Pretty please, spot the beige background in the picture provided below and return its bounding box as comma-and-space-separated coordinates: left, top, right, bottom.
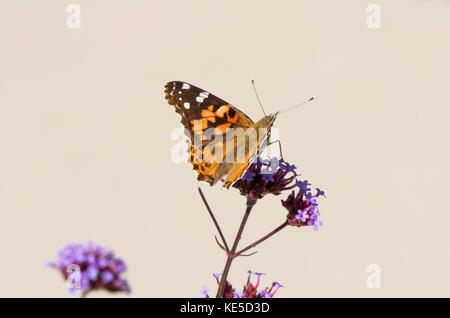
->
0, 0, 449, 297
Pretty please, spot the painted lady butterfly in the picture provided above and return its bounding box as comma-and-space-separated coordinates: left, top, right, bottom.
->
165, 81, 277, 189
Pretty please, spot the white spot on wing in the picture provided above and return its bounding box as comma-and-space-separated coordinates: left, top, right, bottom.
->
200, 92, 209, 98
196, 96, 205, 103
184, 102, 190, 109
182, 83, 190, 89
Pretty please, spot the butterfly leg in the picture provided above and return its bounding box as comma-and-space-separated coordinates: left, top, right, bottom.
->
267, 140, 283, 160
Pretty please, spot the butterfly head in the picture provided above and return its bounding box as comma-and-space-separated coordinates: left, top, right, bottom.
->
254, 112, 278, 130
253, 112, 278, 144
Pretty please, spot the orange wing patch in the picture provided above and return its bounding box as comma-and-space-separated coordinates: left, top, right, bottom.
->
191, 119, 209, 131
189, 143, 221, 185
215, 105, 229, 117
201, 109, 216, 118
227, 111, 238, 123
214, 123, 232, 135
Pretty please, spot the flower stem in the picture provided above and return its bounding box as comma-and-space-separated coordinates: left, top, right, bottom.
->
235, 220, 289, 257
216, 199, 256, 298
198, 187, 230, 252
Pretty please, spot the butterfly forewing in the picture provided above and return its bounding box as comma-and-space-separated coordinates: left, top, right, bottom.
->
164, 81, 275, 188
165, 81, 254, 132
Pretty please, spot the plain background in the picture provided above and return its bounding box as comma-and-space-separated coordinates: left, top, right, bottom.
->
0, 0, 449, 297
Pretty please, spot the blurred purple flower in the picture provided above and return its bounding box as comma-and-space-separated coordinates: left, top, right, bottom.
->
47, 241, 130, 296
199, 286, 210, 298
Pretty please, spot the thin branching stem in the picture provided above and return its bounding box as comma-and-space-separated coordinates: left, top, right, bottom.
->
198, 187, 230, 253
235, 220, 289, 257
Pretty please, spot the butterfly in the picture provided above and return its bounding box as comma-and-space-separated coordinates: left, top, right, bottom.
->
165, 81, 278, 189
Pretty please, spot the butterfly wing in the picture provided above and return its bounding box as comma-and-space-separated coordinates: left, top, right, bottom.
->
165, 81, 255, 186
221, 114, 277, 188
165, 81, 254, 133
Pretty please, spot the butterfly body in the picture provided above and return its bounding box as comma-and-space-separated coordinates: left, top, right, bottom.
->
165, 81, 277, 189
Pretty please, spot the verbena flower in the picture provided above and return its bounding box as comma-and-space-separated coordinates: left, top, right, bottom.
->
282, 181, 325, 230
199, 286, 210, 298
233, 157, 298, 200
47, 241, 130, 296
200, 271, 282, 298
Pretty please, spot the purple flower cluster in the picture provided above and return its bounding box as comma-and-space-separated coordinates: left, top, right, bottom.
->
234, 156, 325, 230
200, 271, 282, 298
282, 180, 325, 231
233, 157, 298, 200
47, 242, 130, 296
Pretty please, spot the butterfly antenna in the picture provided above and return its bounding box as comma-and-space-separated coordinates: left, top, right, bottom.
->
279, 97, 315, 114
251, 79, 266, 116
